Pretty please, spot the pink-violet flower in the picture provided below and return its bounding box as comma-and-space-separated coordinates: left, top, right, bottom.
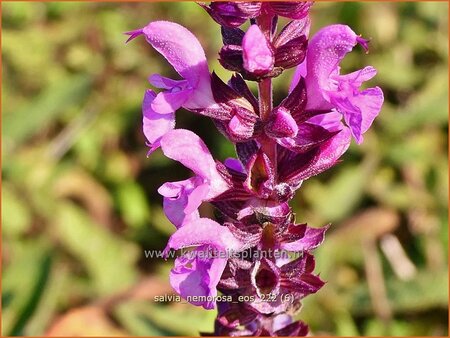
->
164, 217, 244, 309
157, 129, 230, 228
291, 24, 384, 144
127, 21, 218, 153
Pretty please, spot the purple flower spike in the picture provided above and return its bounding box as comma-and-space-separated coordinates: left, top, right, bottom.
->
292, 24, 384, 143
165, 218, 244, 309
242, 25, 274, 75
131, 5, 384, 335
158, 129, 229, 227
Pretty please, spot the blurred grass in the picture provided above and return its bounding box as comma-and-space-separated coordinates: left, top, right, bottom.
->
2, 2, 448, 336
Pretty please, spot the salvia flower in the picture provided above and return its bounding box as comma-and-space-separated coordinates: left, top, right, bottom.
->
157, 129, 229, 227
129, 2, 383, 336
127, 21, 218, 152
165, 217, 245, 309
291, 24, 384, 143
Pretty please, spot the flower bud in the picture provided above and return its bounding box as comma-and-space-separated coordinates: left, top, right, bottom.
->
242, 25, 275, 76
274, 35, 308, 69
265, 107, 299, 139
266, 1, 313, 19
200, 2, 262, 28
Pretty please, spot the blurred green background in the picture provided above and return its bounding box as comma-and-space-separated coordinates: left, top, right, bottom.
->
2, 2, 448, 336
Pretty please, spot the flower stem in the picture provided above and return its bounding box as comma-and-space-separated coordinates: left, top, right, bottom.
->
257, 14, 277, 178
258, 78, 272, 121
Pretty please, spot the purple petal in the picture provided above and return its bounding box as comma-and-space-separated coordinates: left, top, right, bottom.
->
281, 224, 330, 251
149, 74, 189, 90
139, 21, 217, 111
206, 257, 229, 304
354, 87, 384, 134
278, 126, 352, 185
272, 314, 293, 332
125, 28, 144, 43
274, 35, 308, 69
274, 17, 311, 48
221, 26, 245, 46
289, 60, 307, 93
307, 110, 343, 132
166, 217, 244, 251
151, 88, 192, 115
332, 86, 384, 143
300, 25, 383, 142
201, 2, 262, 28
184, 183, 210, 214
338, 66, 377, 86
224, 158, 245, 173
142, 90, 175, 153
160, 129, 213, 177
245, 150, 275, 199
305, 24, 360, 110
236, 140, 259, 168
141, 21, 209, 87
170, 247, 228, 309
238, 199, 291, 224
228, 114, 253, 139
277, 122, 338, 153
242, 25, 274, 74
302, 127, 352, 179
158, 177, 201, 228
251, 258, 280, 297
275, 320, 309, 337
280, 253, 325, 296
160, 129, 229, 197
267, 2, 312, 19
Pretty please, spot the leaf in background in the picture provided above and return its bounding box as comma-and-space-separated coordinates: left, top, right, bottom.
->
137, 301, 216, 336
1, 183, 32, 237
2, 240, 52, 336
334, 312, 360, 336
23, 263, 69, 335
51, 202, 139, 296
314, 208, 399, 273
351, 270, 448, 314
303, 165, 369, 223
116, 181, 150, 230
383, 69, 448, 135
386, 129, 443, 167
2, 75, 92, 156
114, 301, 170, 336
53, 168, 113, 226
